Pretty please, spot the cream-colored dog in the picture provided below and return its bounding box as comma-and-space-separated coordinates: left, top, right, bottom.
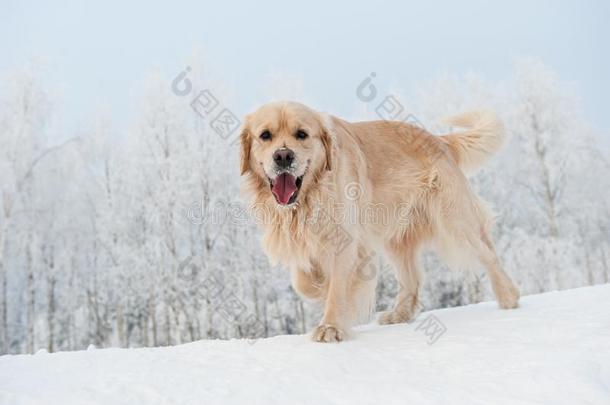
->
239, 101, 519, 342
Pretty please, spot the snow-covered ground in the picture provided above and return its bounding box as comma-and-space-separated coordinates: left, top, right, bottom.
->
1, 284, 609, 405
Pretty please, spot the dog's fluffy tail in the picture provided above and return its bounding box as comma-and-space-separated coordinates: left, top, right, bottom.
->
441, 110, 505, 174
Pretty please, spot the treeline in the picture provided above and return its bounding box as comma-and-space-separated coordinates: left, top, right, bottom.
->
0, 60, 608, 354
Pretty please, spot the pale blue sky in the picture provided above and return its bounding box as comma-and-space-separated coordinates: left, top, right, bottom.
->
1, 0, 608, 138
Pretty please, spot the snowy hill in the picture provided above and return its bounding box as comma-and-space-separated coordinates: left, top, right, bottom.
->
1, 285, 609, 405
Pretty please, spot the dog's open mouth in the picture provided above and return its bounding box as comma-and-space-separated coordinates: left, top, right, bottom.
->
269, 173, 304, 205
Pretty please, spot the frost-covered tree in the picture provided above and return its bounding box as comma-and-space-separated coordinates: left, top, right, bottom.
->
0, 67, 50, 353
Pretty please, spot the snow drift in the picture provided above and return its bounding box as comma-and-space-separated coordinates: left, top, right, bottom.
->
1, 284, 609, 405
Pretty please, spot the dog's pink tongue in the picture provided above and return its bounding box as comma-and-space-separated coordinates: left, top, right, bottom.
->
272, 173, 297, 205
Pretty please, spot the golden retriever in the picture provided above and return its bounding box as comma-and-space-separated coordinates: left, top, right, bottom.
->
239, 101, 519, 342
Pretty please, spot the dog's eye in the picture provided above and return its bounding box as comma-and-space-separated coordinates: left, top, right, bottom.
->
260, 130, 272, 141
296, 130, 308, 140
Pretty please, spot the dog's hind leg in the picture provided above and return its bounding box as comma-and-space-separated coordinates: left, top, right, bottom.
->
477, 229, 520, 309
379, 234, 423, 325
435, 201, 520, 309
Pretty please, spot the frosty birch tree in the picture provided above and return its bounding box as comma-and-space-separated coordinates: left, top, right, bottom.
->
0, 68, 49, 353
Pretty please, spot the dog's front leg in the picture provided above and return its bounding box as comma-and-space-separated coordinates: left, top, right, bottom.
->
312, 247, 355, 343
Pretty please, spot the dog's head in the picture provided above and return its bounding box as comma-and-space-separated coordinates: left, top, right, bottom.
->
240, 102, 333, 206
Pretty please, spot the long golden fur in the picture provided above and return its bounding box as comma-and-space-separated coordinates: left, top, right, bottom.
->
240, 101, 519, 342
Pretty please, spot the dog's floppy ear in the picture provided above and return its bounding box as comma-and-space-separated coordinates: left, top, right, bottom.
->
239, 116, 252, 175
318, 114, 335, 172
320, 130, 332, 171
239, 117, 252, 176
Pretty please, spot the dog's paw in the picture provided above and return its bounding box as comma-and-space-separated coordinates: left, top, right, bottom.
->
378, 309, 415, 325
497, 285, 520, 309
312, 324, 345, 343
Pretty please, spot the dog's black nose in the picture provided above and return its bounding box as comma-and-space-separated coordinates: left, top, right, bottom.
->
273, 149, 295, 169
